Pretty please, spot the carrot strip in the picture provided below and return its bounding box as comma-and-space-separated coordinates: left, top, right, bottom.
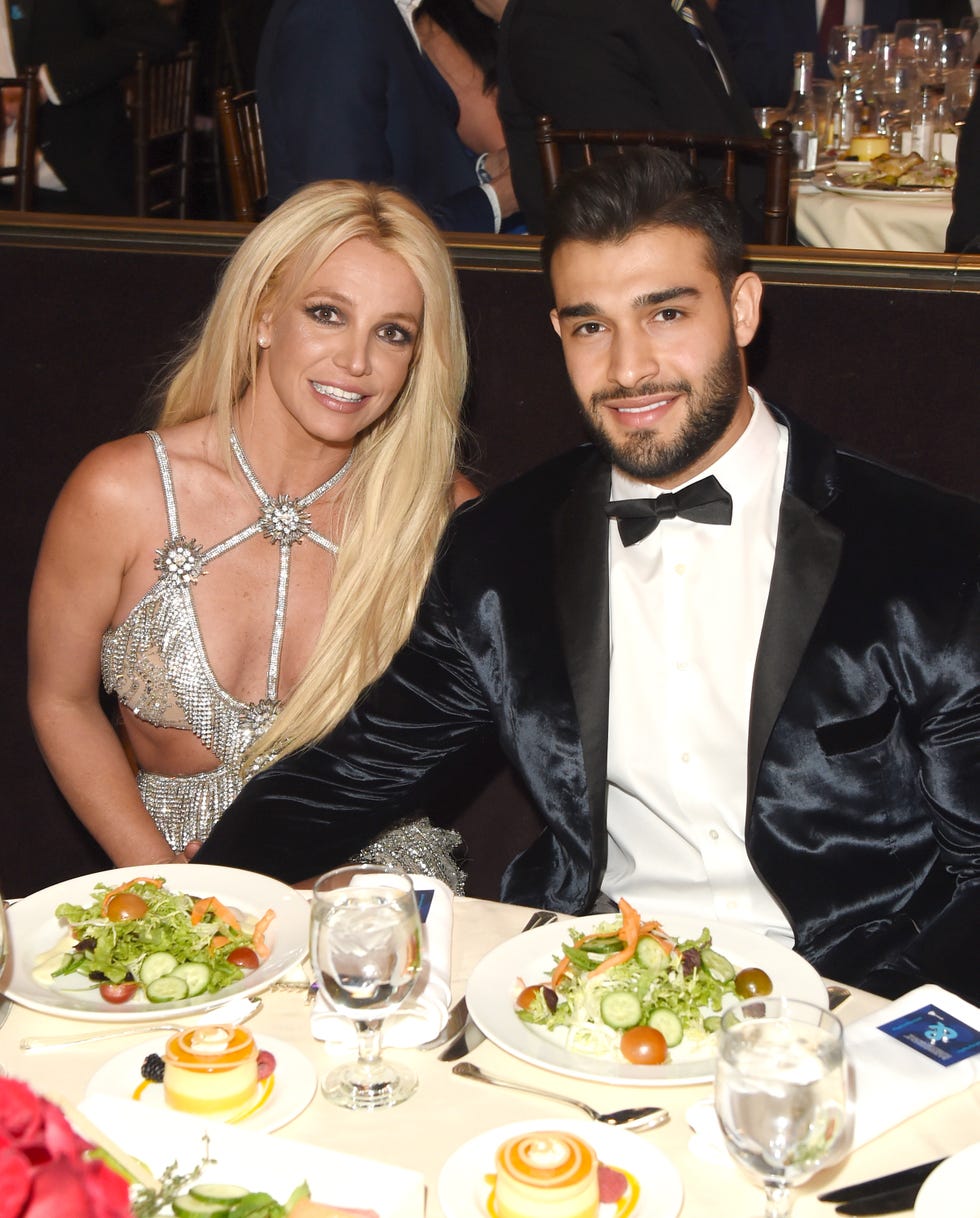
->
100, 877, 164, 916
250, 909, 275, 960
588, 899, 642, 978
190, 896, 241, 932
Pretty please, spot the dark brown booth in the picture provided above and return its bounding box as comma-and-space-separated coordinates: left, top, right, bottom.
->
2, 213, 978, 899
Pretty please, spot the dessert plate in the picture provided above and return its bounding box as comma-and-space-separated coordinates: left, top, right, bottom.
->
80, 1094, 425, 1218
84, 1033, 316, 1134
438, 1118, 682, 1218
914, 1143, 980, 1217
4, 864, 309, 1020
466, 913, 826, 1085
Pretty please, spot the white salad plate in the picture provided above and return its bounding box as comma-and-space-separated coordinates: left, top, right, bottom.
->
814, 170, 951, 199
914, 1143, 980, 1218
3, 864, 309, 1021
80, 1093, 425, 1218
85, 1033, 316, 1134
438, 1117, 682, 1218
466, 913, 827, 1085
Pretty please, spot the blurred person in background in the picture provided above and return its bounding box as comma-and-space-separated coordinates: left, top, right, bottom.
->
946, 85, 980, 249
715, 1, 914, 108
479, 0, 764, 236
0, 0, 181, 214
256, 0, 516, 231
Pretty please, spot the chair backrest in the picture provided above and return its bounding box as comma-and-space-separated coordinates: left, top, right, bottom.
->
536, 115, 793, 246
129, 42, 199, 218
214, 85, 267, 222
0, 66, 39, 211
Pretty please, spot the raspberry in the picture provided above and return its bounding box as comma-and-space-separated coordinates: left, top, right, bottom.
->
140, 1053, 165, 1083
256, 1049, 276, 1080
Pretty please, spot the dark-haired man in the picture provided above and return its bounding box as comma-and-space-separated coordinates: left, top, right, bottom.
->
196, 149, 980, 1004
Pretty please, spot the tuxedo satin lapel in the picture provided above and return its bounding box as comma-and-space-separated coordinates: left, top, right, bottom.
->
554, 453, 611, 859
747, 491, 842, 809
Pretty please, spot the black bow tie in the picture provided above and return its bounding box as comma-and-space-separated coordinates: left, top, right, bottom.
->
604, 475, 733, 546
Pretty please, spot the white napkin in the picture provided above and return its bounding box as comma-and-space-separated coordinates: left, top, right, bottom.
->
686, 984, 980, 1161
310, 874, 453, 1049
844, 984, 980, 1149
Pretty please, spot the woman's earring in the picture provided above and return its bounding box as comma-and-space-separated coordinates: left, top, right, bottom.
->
258, 335, 270, 348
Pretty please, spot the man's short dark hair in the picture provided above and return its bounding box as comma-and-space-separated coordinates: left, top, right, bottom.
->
540, 149, 744, 295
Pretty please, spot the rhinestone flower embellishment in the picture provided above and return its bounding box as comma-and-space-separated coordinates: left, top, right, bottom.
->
239, 697, 281, 742
155, 535, 206, 585
260, 495, 311, 546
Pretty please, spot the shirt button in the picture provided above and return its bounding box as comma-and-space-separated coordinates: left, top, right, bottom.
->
674, 563, 686, 575
708, 829, 720, 841
681, 751, 691, 763
676, 660, 688, 671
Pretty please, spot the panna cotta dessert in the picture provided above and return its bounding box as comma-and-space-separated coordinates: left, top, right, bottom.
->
163, 1024, 258, 1116
494, 1131, 600, 1218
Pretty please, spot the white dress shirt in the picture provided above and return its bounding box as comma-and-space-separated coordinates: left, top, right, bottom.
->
604, 391, 794, 945
816, 0, 866, 24
1, 2, 64, 190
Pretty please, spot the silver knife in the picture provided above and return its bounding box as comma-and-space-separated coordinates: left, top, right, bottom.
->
439, 910, 559, 1062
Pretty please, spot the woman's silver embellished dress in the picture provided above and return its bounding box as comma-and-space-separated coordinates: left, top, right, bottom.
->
100, 432, 464, 891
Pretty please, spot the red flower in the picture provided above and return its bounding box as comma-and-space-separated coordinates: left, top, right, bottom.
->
0, 1080, 132, 1218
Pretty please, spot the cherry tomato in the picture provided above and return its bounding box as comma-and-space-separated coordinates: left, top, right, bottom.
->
105, 893, 148, 922
620, 1025, 667, 1065
99, 981, 139, 1004
227, 946, 260, 971
516, 984, 543, 1011
735, 967, 773, 998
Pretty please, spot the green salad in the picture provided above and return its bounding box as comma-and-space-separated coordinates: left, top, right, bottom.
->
515, 900, 771, 1064
42, 877, 274, 1006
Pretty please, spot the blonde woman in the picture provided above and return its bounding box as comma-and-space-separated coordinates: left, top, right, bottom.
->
28, 180, 474, 888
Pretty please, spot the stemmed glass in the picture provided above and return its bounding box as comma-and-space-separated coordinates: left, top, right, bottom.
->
827, 25, 879, 84
310, 865, 424, 1110
714, 997, 852, 1218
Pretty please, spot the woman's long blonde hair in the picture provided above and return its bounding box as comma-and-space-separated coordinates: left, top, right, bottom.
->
156, 180, 468, 768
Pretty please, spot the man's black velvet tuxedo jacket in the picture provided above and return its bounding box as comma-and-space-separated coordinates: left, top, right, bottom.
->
197, 408, 980, 1003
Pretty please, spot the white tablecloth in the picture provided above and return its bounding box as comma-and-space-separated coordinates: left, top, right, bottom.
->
795, 181, 953, 252
2, 896, 978, 1217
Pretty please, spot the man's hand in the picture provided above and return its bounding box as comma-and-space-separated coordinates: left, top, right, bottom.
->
482, 149, 519, 219
2, 86, 22, 129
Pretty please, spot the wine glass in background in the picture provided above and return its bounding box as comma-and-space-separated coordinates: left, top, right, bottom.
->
872, 36, 918, 148
827, 24, 879, 83
310, 865, 424, 1110
948, 67, 979, 129
894, 19, 942, 84
715, 997, 852, 1218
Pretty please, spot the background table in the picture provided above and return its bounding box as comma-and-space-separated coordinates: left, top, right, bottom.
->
795, 181, 953, 252
2, 896, 978, 1216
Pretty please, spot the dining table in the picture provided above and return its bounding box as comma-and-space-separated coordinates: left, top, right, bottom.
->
793, 178, 953, 253
2, 894, 978, 1218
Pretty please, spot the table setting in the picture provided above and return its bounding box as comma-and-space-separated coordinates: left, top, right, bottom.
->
779, 16, 977, 252
0, 866, 978, 1218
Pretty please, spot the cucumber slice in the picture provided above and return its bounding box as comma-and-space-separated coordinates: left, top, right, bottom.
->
635, 935, 671, 973
700, 947, 735, 984
599, 990, 642, 1030
170, 962, 211, 997
646, 1007, 684, 1047
171, 1193, 231, 1217
703, 1015, 722, 1034
139, 951, 179, 986
145, 974, 189, 1003
190, 1184, 251, 1202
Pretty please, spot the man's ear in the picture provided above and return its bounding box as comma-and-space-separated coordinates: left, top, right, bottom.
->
550, 307, 561, 338
731, 272, 763, 348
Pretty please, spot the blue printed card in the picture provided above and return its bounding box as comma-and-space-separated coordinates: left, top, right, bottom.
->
878, 1003, 980, 1067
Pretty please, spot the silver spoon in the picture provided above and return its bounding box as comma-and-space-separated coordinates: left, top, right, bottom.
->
20, 995, 263, 1052
453, 1062, 670, 1130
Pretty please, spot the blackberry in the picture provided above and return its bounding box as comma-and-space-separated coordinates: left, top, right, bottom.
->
141, 1052, 165, 1083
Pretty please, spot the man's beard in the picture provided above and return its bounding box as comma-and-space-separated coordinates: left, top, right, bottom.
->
577, 333, 743, 483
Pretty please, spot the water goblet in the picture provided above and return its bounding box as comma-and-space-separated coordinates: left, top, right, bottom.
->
827, 25, 879, 83
715, 997, 852, 1218
310, 865, 424, 1110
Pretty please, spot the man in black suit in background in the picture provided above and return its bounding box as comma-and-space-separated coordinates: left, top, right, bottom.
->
2, 0, 180, 214
472, 0, 762, 234
196, 149, 980, 1005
